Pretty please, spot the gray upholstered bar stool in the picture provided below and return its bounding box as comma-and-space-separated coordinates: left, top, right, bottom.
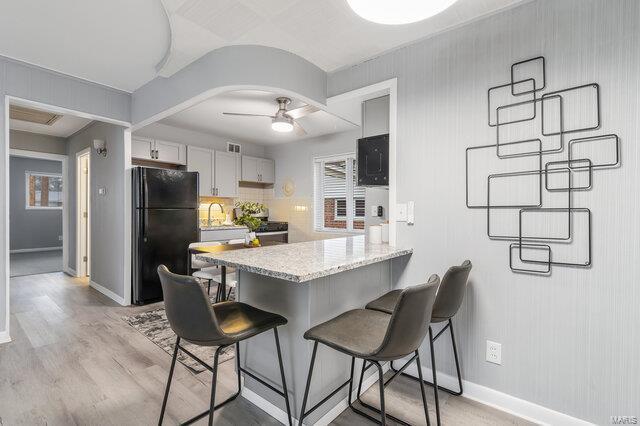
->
157, 265, 293, 426
298, 275, 440, 426
365, 260, 473, 425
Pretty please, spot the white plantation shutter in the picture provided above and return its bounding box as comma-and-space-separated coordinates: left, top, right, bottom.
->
313, 160, 324, 230
313, 154, 364, 232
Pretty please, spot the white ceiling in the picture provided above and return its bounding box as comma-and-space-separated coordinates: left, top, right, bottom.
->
0, 0, 527, 92
157, 0, 527, 76
10, 113, 92, 138
0, 0, 169, 92
160, 90, 358, 145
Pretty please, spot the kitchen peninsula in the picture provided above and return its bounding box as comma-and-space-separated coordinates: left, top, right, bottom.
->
195, 236, 412, 424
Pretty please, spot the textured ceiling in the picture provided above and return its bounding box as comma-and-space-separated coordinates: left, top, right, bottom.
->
160, 90, 358, 145
0, 0, 169, 92
158, 0, 528, 77
0, 0, 528, 92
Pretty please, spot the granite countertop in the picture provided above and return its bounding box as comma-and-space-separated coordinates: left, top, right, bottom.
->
200, 224, 248, 231
195, 235, 413, 283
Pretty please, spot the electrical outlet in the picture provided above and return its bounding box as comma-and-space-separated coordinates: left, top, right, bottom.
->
486, 340, 501, 365
396, 203, 407, 221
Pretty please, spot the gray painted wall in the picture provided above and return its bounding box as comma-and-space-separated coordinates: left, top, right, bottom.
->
66, 122, 126, 299
10, 130, 67, 155
134, 122, 266, 157
328, 0, 640, 423
0, 55, 131, 335
132, 45, 327, 126
362, 96, 390, 228
9, 157, 62, 251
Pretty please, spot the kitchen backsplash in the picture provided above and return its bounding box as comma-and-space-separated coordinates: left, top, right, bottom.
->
198, 185, 274, 226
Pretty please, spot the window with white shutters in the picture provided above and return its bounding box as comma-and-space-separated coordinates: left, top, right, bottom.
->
313, 154, 365, 232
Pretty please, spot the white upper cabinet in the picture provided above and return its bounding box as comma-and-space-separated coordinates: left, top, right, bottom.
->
259, 158, 275, 184
155, 139, 186, 165
187, 146, 214, 197
132, 137, 154, 161
131, 137, 187, 165
187, 147, 239, 198
215, 151, 239, 198
241, 155, 260, 182
241, 155, 275, 184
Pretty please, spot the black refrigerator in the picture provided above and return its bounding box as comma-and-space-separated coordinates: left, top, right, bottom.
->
132, 167, 199, 305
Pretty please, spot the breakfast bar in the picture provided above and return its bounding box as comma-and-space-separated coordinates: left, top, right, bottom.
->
195, 236, 412, 424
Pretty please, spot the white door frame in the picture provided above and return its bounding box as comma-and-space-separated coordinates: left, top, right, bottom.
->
3, 95, 132, 342
8, 148, 69, 273
325, 78, 398, 245
76, 148, 91, 278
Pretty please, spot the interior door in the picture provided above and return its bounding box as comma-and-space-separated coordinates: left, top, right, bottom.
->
241, 155, 259, 182
155, 139, 186, 165
132, 137, 154, 160
259, 158, 275, 184
187, 146, 214, 197
78, 153, 91, 277
215, 151, 239, 197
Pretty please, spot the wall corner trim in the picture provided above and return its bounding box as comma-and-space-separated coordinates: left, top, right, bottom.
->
0, 330, 11, 344
90, 280, 127, 306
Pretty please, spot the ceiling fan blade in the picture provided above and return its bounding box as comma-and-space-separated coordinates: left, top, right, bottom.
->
223, 112, 274, 118
293, 121, 307, 136
287, 104, 319, 120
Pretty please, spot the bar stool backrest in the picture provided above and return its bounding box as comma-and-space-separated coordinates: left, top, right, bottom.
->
157, 265, 230, 345
432, 260, 472, 321
374, 274, 440, 360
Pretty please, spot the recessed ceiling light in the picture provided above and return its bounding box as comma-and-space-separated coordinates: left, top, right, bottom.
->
347, 0, 458, 25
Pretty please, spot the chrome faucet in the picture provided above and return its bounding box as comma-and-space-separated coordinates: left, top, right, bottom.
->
207, 203, 224, 227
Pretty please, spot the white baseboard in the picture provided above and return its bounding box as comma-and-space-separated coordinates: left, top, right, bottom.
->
0, 330, 11, 344
398, 359, 592, 426
241, 362, 387, 426
10, 246, 62, 254
63, 267, 76, 277
90, 280, 127, 306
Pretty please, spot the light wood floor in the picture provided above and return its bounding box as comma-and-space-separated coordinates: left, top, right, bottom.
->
0, 273, 532, 425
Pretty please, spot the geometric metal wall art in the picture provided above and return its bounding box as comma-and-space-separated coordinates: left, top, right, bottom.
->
466, 56, 621, 275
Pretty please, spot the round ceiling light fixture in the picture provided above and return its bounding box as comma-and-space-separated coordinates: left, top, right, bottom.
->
271, 114, 294, 132
346, 0, 458, 25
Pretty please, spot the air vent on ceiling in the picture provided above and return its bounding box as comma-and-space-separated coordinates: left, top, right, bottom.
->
227, 142, 241, 154
10, 105, 62, 126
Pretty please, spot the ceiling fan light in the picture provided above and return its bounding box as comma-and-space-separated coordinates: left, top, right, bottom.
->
346, 0, 458, 25
272, 116, 294, 132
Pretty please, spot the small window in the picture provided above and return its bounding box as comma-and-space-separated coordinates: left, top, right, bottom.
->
26, 172, 63, 209
313, 154, 366, 232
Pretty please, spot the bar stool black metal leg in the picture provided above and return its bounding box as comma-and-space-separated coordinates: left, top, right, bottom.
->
235, 342, 241, 392
298, 341, 318, 426
448, 318, 463, 395
158, 336, 180, 425
415, 350, 431, 426
274, 328, 293, 426
428, 326, 441, 426
207, 280, 211, 295
374, 361, 386, 426
207, 346, 223, 426
347, 357, 355, 407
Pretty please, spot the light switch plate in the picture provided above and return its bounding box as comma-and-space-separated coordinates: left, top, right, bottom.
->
371, 205, 379, 217
397, 203, 407, 221
98, 187, 107, 196
407, 201, 415, 225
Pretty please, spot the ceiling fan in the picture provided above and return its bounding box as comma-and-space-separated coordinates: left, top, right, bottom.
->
222, 97, 319, 135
